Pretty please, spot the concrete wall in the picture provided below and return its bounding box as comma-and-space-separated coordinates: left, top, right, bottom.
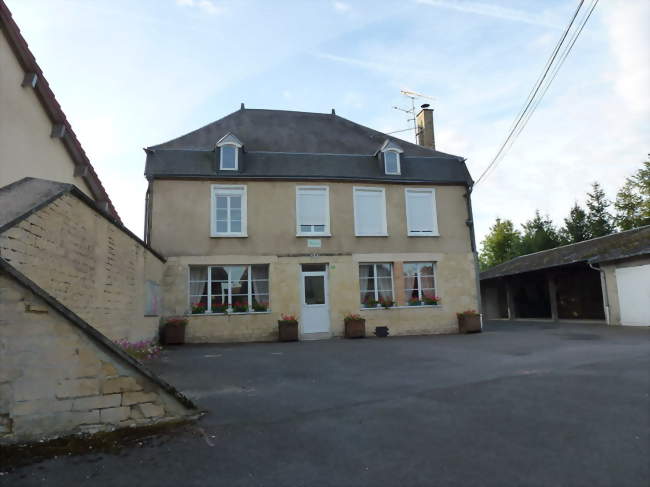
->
0, 273, 193, 444
150, 180, 473, 257
0, 193, 164, 341
163, 252, 477, 343
601, 255, 650, 326
0, 31, 92, 196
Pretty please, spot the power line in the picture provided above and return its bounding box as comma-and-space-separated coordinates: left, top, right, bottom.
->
474, 0, 598, 187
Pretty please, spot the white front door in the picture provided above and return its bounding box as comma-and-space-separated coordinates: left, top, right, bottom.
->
616, 264, 650, 326
300, 265, 330, 338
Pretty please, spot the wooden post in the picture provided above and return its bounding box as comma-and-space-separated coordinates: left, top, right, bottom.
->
505, 279, 516, 320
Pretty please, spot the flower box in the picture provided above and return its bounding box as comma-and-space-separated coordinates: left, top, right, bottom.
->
408, 298, 422, 306
160, 316, 188, 345
278, 314, 298, 342
344, 313, 365, 338
457, 310, 481, 334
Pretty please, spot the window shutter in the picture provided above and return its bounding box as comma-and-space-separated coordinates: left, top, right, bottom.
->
355, 189, 385, 235
406, 190, 437, 235
297, 188, 327, 226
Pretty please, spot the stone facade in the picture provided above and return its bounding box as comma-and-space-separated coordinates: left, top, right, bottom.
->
0, 193, 164, 341
0, 272, 195, 444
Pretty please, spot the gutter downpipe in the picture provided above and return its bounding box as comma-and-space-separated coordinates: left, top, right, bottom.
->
465, 178, 483, 328
589, 262, 611, 325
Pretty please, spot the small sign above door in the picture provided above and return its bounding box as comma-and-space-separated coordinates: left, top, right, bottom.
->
307, 239, 322, 248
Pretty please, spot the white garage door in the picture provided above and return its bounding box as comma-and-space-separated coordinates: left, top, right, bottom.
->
616, 264, 650, 326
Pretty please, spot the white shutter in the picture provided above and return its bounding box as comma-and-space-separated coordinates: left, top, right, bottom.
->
297, 189, 326, 226
354, 188, 386, 236
406, 189, 438, 235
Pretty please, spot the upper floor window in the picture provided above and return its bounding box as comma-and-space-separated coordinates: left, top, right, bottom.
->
220, 145, 238, 170
296, 186, 330, 236
405, 188, 438, 236
353, 187, 387, 236
384, 150, 400, 175
211, 185, 247, 237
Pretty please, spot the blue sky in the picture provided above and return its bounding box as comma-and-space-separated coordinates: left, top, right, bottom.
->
6, 0, 649, 243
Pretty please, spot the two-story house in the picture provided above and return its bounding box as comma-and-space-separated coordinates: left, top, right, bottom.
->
144, 106, 479, 342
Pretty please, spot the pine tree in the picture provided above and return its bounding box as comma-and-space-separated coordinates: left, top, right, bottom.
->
479, 218, 522, 270
614, 159, 650, 230
561, 202, 591, 243
519, 210, 561, 255
586, 182, 615, 238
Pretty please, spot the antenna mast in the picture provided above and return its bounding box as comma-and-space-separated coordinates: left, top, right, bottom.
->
392, 89, 435, 143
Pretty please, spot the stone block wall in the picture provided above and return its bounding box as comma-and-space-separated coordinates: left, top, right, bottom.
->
0, 193, 164, 341
0, 272, 194, 444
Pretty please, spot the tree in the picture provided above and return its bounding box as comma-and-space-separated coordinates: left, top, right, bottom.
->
560, 202, 590, 244
519, 210, 561, 255
614, 159, 650, 230
585, 182, 615, 238
479, 218, 522, 270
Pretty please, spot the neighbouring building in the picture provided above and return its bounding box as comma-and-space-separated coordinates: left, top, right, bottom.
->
145, 106, 480, 342
0, 1, 119, 220
480, 226, 650, 327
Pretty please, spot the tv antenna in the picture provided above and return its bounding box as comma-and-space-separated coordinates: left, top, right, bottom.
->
392, 89, 435, 143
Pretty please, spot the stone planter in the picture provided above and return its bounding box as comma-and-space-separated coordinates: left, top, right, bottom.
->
160, 322, 186, 345
278, 320, 299, 342
458, 314, 481, 334
344, 319, 366, 338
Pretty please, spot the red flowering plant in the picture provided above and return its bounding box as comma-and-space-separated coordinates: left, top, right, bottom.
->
231, 300, 248, 313
423, 294, 440, 306
211, 299, 228, 314
363, 296, 378, 308
408, 297, 422, 306
252, 300, 269, 312
378, 297, 394, 308
191, 302, 207, 314
344, 312, 364, 323
279, 313, 298, 324
456, 309, 479, 318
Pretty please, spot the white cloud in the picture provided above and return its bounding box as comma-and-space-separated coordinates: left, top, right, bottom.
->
333, 1, 351, 13
175, 0, 223, 15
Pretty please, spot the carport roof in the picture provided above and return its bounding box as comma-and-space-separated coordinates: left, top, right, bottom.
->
480, 225, 650, 280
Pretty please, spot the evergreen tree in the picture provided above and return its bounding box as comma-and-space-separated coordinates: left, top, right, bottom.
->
585, 182, 615, 238
519, 210, 561, 255
560, 202, 591, 244
479, 218, 522, 270
614, 159, 650, 230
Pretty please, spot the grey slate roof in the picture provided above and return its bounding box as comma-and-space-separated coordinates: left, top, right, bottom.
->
480, 226, 650, 280
0, 178, 165, 261
145, 108, 471, 185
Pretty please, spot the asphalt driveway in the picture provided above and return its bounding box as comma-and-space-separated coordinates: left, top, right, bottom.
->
3, 321, 649, 487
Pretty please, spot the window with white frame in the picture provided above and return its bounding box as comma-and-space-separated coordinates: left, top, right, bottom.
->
384, 150, 400, 175
220, 144, 238, 170
359, 263, 394, 307
405, 188, 438, 236
211, 185, 247, 237
404, 262, 437, 303
189, 264, 269, 313
353, 187, 387, 236
296, 186, 330, 235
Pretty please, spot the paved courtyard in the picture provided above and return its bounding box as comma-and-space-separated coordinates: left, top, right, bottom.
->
3, 321, 649, 486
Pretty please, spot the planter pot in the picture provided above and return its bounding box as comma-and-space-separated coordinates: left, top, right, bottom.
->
374, 326, 389, 337
344, 319, 366, 338
458, 314, 482, 334
278, 320, 299, 342
160, 323, 186, 345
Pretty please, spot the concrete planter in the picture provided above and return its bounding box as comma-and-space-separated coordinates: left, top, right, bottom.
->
458, 314, 481, 334
278, 320, 298, 342
344, 319, 366, 338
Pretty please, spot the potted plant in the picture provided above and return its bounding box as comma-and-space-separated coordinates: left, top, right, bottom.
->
423, 294, 440, 306
379, 297, 394, 309
363, 296, 378, 308
408, 297, 422, 306
160, 316, 188, 345
252, 301, 269, 312
343, 312, 366, 338
278, 314, 299, 342
211, 301, 228, 314
232, 301, 248, 313
457, 309, 482, 334
191, 302, 206, 314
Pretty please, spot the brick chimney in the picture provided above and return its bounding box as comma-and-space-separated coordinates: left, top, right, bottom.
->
416, 106, 435, 150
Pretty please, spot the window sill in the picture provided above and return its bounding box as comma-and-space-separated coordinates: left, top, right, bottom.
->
360, 305, 442, 311
188, 310, 272, 316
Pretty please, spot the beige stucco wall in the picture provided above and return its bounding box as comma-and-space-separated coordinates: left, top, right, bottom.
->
600, 255, 650, 326
0, 193, 164, 341
163, 251, 477, 343
0, 31, 91, 195
149, 180, 473, 257
0, 273, 193, 444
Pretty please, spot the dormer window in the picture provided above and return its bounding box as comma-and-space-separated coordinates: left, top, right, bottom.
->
216, 132, 243, 171
384, 150, 400, 175
378, 139, 404, 175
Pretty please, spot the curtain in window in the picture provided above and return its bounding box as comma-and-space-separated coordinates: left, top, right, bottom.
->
359, 264, 372, 304
376, 263, 393, 300
251, 265, 269, 304
189, 267, 208, 307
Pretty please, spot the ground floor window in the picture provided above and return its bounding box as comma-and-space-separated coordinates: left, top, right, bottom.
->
359, 263, 394, 307
189, 264, 269, 313
404, 262, 437, 304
